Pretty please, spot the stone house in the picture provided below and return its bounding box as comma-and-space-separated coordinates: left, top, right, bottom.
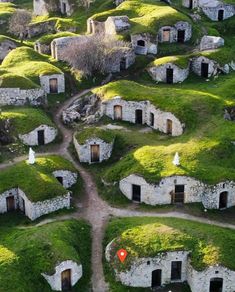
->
18, 125, 58, 146
131, 33, 158, 55
34, 40, 50, 55
42, 260, 82, 291
0, 170, 77, 220
200, 35, 224, 51
87, 18, 105, 34
40, 73, 65, 94
105, 16, 130, 35
105, 47, 135, 73
101, 96, 184, 136
105, 243, 235, 291
191, 56, 219, 78
0, 39, 17, 61
119, 174, 235, 209
148, 62, 190, 84
33, 0, 75, 16
158, 21, 192, 43
73, 133, 114, 164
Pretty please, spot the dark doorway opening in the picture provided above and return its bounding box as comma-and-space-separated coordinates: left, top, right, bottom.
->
6, 196, 15, 212
219, 191, 228, 209
37, 130, 45, 145
135, 109, 143, 124
171, 261, 182, 280
209, 278, 223, 292
61, 269, 72, 291
152, 269, 162, 288
189, 0, 193, 9
201, 62, 209, 78
49, 78, 58, 94
56, 176, 64, 185
166, 68, 174, 84
132, 184, 141, 202
177, 30, 185, 43
166, 119, 173, 135
21, 198, 25, 214
218, 10, 224, 21
150, 113, 154, 127
173, 185, 185, 204
120, 58, 126, 70
62, 2, 67, 14
114, 105, 122, 120
137, 40, 145, 47
91, 145, 100, 163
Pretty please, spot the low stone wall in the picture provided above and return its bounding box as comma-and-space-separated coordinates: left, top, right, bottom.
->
52, 170, 78, 188
18, 125, 58, 146
101, 97, 184, 136
0, 88, 46, 106
40, 74, 65, 94
73, 135, 114, 164
148, 63, 189, 83
42, 260, 83, 291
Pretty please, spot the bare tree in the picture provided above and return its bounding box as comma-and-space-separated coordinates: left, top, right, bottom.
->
62, 35, 130, 76
8, 9, 32, 43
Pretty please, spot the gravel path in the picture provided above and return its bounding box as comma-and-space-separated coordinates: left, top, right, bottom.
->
2, 90, 235, 292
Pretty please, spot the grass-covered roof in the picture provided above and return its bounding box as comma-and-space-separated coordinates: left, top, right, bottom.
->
37, 31, 78, 45
0, 107, 55, 134
106, 217, 235, 271
91, 0, 191, 35
149, 55, 190, 69
0, 219, 90, 291
0, 155, 76, 201
75, 127, 116, 144
0, 47, 62, 89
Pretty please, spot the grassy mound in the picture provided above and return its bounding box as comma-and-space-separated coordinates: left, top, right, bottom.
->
0, 107, 55, 134
105, 217, 235, 271
149, 55, 190, 69
75, 127, 116, 144
37, 31, 78, 45
0, 155, 77, 201
0, 219, 91, 292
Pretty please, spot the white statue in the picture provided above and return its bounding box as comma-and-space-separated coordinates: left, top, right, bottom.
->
172, 152, 180, 166
28, 148, 35, 165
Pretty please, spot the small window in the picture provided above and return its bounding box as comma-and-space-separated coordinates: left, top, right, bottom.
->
215, 271, 219, 274
147, 261, 150, 265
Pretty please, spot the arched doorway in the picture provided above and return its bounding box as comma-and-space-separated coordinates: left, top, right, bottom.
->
219, 191, 228, 209
209, 277, 223, 292
152, 269, 162, 288
6, 195, 15, 212
61, 269, 72, 291
114, 105, 122, 120
218, 10, 224, 21
177, 30, 185, 43
137, 40, 145, 47
135, 109, 143, 124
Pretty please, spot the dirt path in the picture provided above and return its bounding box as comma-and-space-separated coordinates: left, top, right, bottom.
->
2, 89, 235, 292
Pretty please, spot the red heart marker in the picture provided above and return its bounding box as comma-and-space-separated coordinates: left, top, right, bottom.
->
117, 249, 128, 263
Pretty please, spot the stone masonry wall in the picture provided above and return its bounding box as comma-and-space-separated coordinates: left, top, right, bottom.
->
73, 136, 114, 164
192, 56, 218, 77
148, 63, 189, 83
158, 22, 192, 43
0, 88, 46, 106
52, 170, 78, 188
40, 74, 65, 94
18, 125, 58, 146
101, 97, 184, 136
131, 33, 158, 55
42, 260, 83, 291
0, 188, 18, 213
202, 4, 235, 21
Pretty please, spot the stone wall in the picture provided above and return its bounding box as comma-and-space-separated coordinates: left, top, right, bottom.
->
0, 88, 46, 106
0, 188, 18, 213
101, 96, 184, 136
191, 56, 218, 77
119, 174, 235, 209
28, 19, 57, 38
105, 48, 135, 73
73, 135, 114, 164
105, 16, 130, 35
158, 22, 192, 43
202, 4, 235, 21
148, 63, 189, 83
182, 0, 199, 9
40, 74, 65, 94
87, 18, 105, 34
52, 170, 78, 188
200, 35, 224, 51
33, 0, 48, 15
18, 125, 58, 146
131, 33, 158, 55
34, 41, 51, 55
42, 260, 83, 291
0, 39, 17, 61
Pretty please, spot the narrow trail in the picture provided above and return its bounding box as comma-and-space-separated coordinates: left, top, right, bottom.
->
2, 89, 235, 291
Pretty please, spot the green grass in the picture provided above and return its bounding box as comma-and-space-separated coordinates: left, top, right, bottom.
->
0, 219, 91, 292
0, 107, 55, 134
104, 217, 235, 272
75, 127, 116, 144
0, 155, 77, 201
149, 55, 190, 69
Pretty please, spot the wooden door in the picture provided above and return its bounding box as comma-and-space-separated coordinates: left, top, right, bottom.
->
163, 29, 170, 42
132, 184, 141, 202
37, 130, 45, 145
61, 269, 71, 291
218, 10, 224, 21
166, 119, 173, 135
210, 278, 223, 292
49, 78, 58, 94
201, 62, 209, 78
152, 269, 162, 288
114, 105, 122, 120
219, 192, 228, 209
135, 109, 143, 124
166, 68, 174, 84
91, 145, 100, 163
177, 30, 185, 43
6, 196, 15, 212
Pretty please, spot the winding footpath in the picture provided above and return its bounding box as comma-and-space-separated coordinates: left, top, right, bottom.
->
2, 90, 235, 291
